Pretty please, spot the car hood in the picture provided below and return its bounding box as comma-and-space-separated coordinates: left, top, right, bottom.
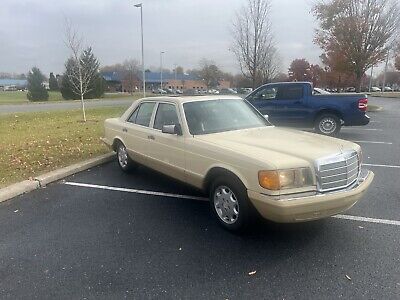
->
195, 126, 359, 168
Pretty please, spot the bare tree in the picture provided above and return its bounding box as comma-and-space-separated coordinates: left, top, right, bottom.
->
64, 22, 99, 122
199, 59, 223, 89
313, 0, 400, 92
260, 46, 280, 83
123, 59, 140, 94
232, 0, 277, 88
395, 41, 400, 71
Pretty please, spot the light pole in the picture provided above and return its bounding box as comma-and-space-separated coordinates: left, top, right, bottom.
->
160, 51, 165, 90
134, 3, 145, 97
382, 49, 390, 94
173, 64, 178, 93
174, 63, 177, 81
369, 65, 374, 92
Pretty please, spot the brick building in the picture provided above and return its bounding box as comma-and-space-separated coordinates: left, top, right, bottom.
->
102, 71, 230, 92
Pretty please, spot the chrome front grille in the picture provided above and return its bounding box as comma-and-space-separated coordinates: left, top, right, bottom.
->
316, 151, 360, 192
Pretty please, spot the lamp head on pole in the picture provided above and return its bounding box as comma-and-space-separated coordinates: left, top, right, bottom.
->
134, 3, 142, 8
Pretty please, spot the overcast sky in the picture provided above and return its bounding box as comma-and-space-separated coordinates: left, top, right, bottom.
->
0, 0, 323, 75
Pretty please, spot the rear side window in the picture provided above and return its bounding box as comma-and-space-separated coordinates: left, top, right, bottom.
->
154, 103, 179, 130
276, 85, 303, 100
128, 102, 156, 127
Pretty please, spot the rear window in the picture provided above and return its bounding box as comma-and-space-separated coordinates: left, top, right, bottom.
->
276, 85, 303, 100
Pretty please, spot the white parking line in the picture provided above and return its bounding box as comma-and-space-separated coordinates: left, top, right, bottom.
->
333, 215, 400, 226
363, 163, 400, 169
64, 181, 400, 227
342, 128, 383, 131
64, 181, 209, 201
352, 140, 393, 145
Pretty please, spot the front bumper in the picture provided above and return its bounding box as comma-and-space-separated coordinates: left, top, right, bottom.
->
248, 169, 374, 223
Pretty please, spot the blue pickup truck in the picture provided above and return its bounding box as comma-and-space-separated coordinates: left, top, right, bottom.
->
245, 82, 370, 136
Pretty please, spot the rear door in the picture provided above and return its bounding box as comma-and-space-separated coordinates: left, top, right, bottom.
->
272, 84, 310, 126
123, 101, 157, 165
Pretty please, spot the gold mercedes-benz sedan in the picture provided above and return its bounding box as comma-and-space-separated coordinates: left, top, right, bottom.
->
102, 96, 374, 231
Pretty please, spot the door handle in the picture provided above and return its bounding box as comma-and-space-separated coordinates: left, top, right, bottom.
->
122, 128, 128, 132
147, 135, 155, 140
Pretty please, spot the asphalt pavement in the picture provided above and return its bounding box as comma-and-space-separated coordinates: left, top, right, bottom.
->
0, 97, 399, 299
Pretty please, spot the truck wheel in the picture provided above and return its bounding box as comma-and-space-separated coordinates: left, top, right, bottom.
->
315, 114, 341, 136
116, 142, 136, 172
210, 176, 254, 232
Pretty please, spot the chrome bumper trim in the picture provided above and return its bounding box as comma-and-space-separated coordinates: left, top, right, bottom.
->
278, 168, 371, 202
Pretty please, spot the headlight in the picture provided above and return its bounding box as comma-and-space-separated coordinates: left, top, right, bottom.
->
258, 168, 313, 190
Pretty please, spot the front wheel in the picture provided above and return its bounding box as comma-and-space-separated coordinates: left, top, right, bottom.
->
315, 114, 341, 136
210, 176, 254, 232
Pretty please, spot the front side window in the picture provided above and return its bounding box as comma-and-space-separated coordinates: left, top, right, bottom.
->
129, 102, 156, 127
252, 87, 277, 100
153, 103, 179, 130
183, 99, 268, 135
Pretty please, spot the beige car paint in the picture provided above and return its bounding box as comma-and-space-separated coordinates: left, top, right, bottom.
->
103, 96, 374, 223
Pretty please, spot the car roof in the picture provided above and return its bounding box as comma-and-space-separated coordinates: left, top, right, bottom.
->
138, 95, 243, 104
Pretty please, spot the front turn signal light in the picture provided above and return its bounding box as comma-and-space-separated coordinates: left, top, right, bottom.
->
258, 170, 280, 190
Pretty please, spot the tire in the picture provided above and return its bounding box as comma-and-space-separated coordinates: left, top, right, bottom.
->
209, 176, 254, 232
315, 114, 341, 136
116, 142, 136, 172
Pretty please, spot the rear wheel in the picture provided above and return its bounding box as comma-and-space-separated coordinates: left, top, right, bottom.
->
210, 176, 254, 232
116, 142, 136, 172
315, 114, 341, 136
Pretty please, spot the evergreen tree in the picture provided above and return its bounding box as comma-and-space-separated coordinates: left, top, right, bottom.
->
49, 72, 59, 91
27, 67, 49, 101
60, 58, 79, 100
61, 47, 104, 100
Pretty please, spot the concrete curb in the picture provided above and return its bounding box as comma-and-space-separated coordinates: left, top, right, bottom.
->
0, 180, 40, 203
0, 152, 115, 203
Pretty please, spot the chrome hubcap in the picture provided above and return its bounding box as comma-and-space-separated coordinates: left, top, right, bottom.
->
319, 118, 337, 134
118, 145, 128, 168
213, 186, 239, 224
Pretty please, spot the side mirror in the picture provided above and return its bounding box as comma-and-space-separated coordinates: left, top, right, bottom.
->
162, 124, 182, 135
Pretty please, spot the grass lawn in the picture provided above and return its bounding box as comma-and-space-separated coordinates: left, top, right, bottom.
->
0, 106, 126, 188
370, 92, 400, 98
0, 91, 29, 104
368, 104, 381, 112
0, 91, 140, 105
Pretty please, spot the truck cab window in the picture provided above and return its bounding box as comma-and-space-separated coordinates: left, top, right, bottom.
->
253, 87, 277, 100
276, 85, 303, 100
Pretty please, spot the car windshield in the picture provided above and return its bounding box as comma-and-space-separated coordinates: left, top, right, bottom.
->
183, 99, 269, 135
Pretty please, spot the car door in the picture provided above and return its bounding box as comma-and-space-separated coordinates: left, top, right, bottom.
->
123, 101, 157, 165
145, 102, 186, 183
246, 85, 278, 122
272, 84, 309, 126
